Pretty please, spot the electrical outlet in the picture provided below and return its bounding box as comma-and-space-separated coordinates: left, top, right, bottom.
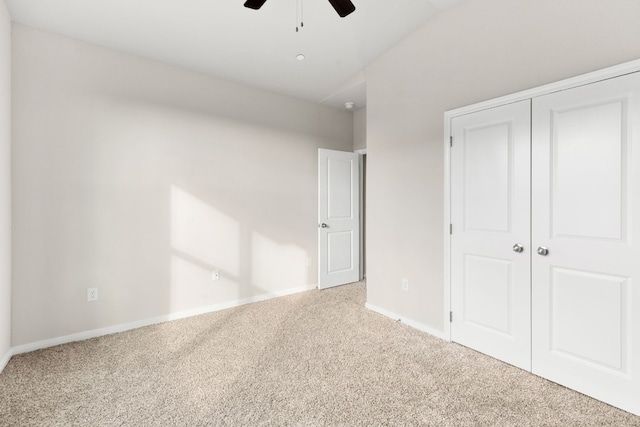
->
401, 279, 409, 292
212, 270, 220, 281
87, 287, 98, 301
306, 257, 313, 267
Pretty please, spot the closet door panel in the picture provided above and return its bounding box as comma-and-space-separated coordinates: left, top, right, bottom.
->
552, 101, 626, 240
450, 100, 531, 371
531, 71, 640, 416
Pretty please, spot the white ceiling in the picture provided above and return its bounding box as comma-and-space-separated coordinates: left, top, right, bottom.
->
5, 0, 465, 110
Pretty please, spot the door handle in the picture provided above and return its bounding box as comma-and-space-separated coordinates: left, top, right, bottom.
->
319, 223, 328, 228
512, 243, 524, 253
537, 246, 549, 256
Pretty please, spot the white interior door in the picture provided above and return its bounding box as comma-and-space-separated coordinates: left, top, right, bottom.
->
318, 149, 360, 289
450, 100, 532, 370
531, 72, 640, 415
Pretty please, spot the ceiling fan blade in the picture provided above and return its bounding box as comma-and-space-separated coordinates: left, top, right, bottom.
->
244, 0, 268, 10
327, 0, 356, 17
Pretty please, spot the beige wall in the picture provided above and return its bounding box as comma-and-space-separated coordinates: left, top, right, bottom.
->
0, 0, 11, 365
353, 108, 366, 151
365, 0, 640, 333
11, 25, 353, 346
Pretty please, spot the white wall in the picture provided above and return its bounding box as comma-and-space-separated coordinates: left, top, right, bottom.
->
353, 108, 366, 151
365, 0, 640, 334
0, 0, 11, 368
11, 25, 353, 347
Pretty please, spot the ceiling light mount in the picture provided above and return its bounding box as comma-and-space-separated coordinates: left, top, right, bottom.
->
345, 102, 355, 110
296, 54, 306, 61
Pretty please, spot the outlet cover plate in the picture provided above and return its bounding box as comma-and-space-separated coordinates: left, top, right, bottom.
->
87, 287, 98, 301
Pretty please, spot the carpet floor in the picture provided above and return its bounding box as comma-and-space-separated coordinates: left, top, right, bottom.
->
1, 281, 639, 426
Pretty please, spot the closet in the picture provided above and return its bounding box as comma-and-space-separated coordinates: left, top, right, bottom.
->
446, 67, 640, 415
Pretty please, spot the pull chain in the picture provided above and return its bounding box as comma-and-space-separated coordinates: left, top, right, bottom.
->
296, 0, 304, 32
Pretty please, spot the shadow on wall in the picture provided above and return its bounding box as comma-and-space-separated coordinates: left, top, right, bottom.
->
11, 25, 354, 347
170, 185, 309, 312
86, 96, 323, 322
12, 94, 340, 347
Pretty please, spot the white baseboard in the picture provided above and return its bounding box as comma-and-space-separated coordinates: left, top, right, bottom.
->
12, 284, 317, 357
0, 347, 12, 373
365, 302, 445, 340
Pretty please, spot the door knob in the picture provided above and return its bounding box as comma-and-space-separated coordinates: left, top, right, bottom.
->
319, 223, 328, 228
537, 246, 549, 256
512, 243, 524, 253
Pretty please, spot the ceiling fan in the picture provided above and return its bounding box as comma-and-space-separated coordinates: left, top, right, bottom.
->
244, 0, 356, 18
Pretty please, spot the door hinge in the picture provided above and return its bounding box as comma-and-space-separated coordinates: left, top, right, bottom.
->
449, 224, 453, 235
450, 136, 453, 147
449, 311, 453, 322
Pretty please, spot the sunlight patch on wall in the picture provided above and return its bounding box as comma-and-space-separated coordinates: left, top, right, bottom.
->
170, 254, 212, 312
251, 231, 308, 290
171, 186, 240, 276
169, 254, 243, 312
170, 185, 242, 311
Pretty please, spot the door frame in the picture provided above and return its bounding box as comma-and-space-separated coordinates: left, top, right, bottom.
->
355, 148, 367, 280
443, 58, 640, 342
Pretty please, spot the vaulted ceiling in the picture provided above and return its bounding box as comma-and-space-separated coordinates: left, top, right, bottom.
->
5, 0, 465, 109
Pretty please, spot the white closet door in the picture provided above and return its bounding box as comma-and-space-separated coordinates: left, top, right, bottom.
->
532, 72, 640, 416
450, 100, 532, 370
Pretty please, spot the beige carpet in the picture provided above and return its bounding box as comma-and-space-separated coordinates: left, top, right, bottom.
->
1, 281, 639, 426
